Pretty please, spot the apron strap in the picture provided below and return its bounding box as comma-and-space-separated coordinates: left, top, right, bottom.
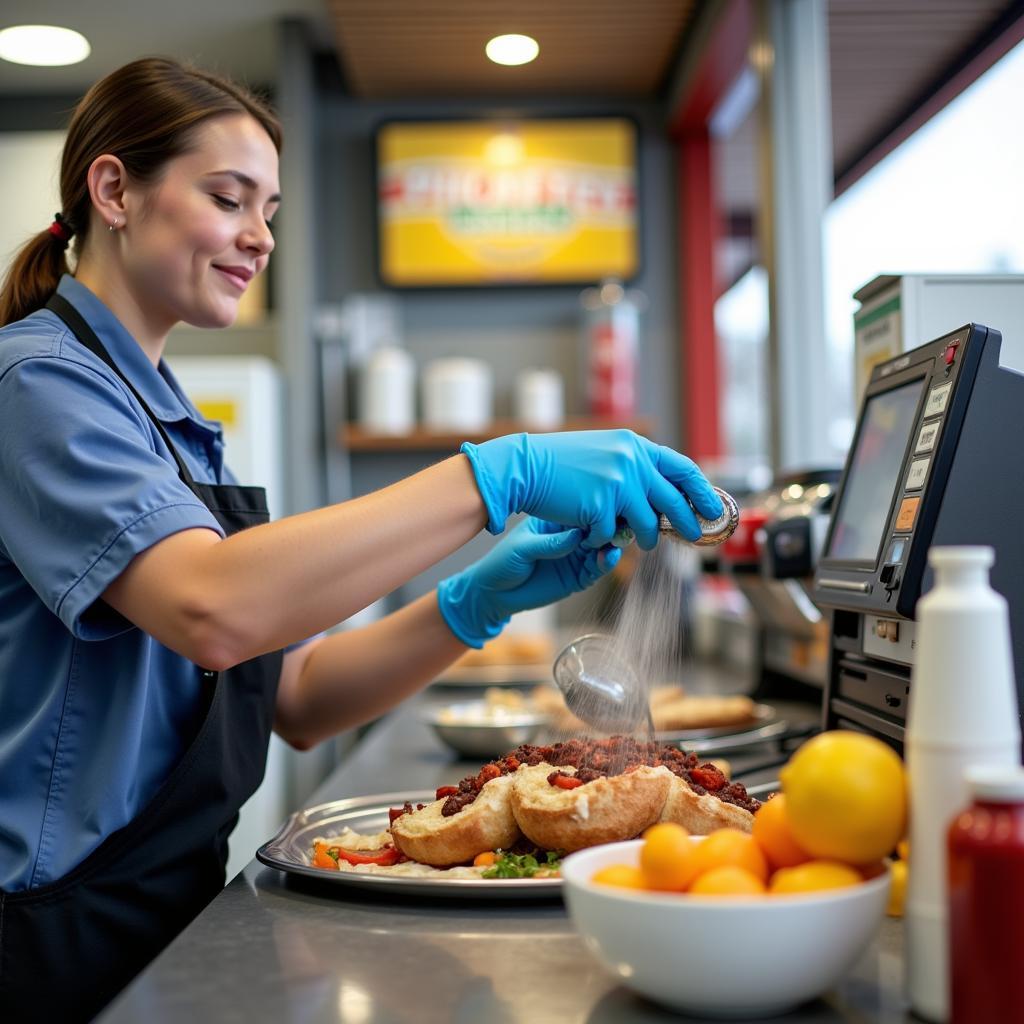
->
45, 293, 201, 494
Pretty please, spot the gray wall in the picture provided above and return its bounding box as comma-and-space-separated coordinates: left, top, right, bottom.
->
314, 85, 684, 603
316, 89, 683, 441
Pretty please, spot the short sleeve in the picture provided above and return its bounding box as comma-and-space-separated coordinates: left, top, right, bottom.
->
0, 354, 224, 640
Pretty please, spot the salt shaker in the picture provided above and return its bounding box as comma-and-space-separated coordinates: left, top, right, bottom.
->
612, 486, 739, 548
904, 546, 1021, 1022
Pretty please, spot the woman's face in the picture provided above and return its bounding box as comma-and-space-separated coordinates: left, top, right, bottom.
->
122, 113, 280, 330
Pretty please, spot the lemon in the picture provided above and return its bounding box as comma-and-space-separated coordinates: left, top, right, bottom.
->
779, 731, 907, 865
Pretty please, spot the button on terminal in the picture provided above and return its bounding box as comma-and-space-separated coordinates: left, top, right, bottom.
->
873, 619, 900, 642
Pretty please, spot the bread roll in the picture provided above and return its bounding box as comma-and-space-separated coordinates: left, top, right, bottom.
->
659, 774, 755, 834
390, 774, 521, 867
653, 694, 757, 731
510, 762, 672, 853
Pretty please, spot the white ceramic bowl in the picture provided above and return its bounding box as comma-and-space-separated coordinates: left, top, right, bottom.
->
561, 839, 891, 1019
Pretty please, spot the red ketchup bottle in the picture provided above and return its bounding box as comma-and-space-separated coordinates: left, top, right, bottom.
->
947, 764, 1024, 1024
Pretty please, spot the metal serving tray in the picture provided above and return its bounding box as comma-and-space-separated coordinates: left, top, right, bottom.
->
256, 790, 562, 900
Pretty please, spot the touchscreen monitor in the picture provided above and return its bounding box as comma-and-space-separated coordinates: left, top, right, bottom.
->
827, 377, 925, 562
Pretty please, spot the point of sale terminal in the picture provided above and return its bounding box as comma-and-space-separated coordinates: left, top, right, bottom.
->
813, 321, 1024, 750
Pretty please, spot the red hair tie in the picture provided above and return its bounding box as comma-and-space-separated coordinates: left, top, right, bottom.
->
48, 213, 73, 249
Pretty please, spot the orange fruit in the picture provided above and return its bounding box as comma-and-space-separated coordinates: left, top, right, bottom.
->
591, 864, 648, 890
768, 860, 864, 895
687, 828, 769, 886
751, 794, 813, 870
639, 822, 695, 891
689, 865, 767, 897
779, 731, 907, 864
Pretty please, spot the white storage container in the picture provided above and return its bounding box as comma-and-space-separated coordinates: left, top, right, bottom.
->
422, 357, 493, 432
360, 346, 415, 434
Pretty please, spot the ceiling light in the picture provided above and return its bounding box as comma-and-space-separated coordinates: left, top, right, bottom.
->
0, 25, 90, 67
485, 34, 539, 67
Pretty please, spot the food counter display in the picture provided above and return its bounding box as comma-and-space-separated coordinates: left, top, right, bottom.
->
96, 686, 914, 1024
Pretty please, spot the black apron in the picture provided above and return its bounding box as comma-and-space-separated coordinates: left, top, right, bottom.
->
0, 294, 284, 1022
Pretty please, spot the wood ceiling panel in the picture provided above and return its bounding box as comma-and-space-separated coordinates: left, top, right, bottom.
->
327, 0, 698, 97
829, 0, 1014, 179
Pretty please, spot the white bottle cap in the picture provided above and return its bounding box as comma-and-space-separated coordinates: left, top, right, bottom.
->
964, 763, 1024, 802
927, 545, 994, 570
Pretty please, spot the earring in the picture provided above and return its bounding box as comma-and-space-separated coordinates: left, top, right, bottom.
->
109, 218, 119, 232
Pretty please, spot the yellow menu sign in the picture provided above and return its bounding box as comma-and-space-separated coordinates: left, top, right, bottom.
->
377, 119, 638, 286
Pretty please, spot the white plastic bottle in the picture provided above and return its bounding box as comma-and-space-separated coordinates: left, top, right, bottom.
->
905, 546, 1021, 1022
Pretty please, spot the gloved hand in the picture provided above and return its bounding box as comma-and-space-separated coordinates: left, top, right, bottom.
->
462, 429, 723, 549
437, 517, 622, 648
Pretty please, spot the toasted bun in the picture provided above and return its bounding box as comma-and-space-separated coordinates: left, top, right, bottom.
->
659, 774, 755, 834
390, 775, 520, 867
510, 762, 672, 853
654, 694, 757, 731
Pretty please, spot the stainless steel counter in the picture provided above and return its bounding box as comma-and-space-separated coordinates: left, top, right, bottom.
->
98, 687, 914, 1024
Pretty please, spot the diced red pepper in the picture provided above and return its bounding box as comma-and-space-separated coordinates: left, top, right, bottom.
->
333, 845, 402, 867
689, 764, 727, 791
552, 774, 584, 790
478, 763, 501, 783
435, 785, 459, 799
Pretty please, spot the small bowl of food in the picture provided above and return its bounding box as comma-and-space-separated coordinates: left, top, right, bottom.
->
424, 689, 548, 759
561, 836, 890, 1019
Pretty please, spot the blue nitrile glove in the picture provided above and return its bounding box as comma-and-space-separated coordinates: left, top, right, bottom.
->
461, 429, 723, 550
436, 517, 622, 648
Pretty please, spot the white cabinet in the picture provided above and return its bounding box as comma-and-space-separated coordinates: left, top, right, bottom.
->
854, 273, 1024, 399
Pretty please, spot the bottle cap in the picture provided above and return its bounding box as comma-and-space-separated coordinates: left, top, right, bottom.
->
927, 545, 994, 570
964, 763, 1024, 802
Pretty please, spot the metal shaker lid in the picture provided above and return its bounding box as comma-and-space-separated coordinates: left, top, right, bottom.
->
659, 486, 740, 546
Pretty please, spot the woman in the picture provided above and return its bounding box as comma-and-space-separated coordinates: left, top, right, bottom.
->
0, 58, 722, 1019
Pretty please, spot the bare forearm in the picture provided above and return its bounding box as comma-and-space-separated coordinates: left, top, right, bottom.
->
274, 592, 466, 746
104, 454, 486, 667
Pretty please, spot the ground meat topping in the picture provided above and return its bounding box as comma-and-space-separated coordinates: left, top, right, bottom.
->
424, 737, 761, 817
440, 753, 522, 817
527, 736, 761, 814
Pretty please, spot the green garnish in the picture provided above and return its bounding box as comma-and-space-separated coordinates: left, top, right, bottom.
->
481, 849, 563, 879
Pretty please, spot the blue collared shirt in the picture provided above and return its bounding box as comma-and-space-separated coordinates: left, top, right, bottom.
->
0, 276, 254, 890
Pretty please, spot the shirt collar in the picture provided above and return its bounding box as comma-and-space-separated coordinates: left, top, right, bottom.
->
56, 275, 221, 436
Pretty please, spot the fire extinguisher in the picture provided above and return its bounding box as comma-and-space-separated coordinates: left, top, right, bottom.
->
582, 279, 643, 419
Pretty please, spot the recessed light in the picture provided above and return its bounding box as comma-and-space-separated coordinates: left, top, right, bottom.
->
0, 25, 91, 67
485, 34, 539, 67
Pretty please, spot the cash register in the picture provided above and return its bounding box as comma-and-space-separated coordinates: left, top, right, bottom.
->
813, 323, 1024, 748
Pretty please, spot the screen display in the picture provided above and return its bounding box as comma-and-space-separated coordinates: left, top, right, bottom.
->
376, 118, 639, 286
827, 378, 925, 562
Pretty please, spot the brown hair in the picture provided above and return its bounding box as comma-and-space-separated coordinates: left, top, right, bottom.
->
0, 56, 281, 326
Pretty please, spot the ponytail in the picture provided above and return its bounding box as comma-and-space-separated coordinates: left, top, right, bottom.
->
0, 57, 281, 327
0, 223, 74, 326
